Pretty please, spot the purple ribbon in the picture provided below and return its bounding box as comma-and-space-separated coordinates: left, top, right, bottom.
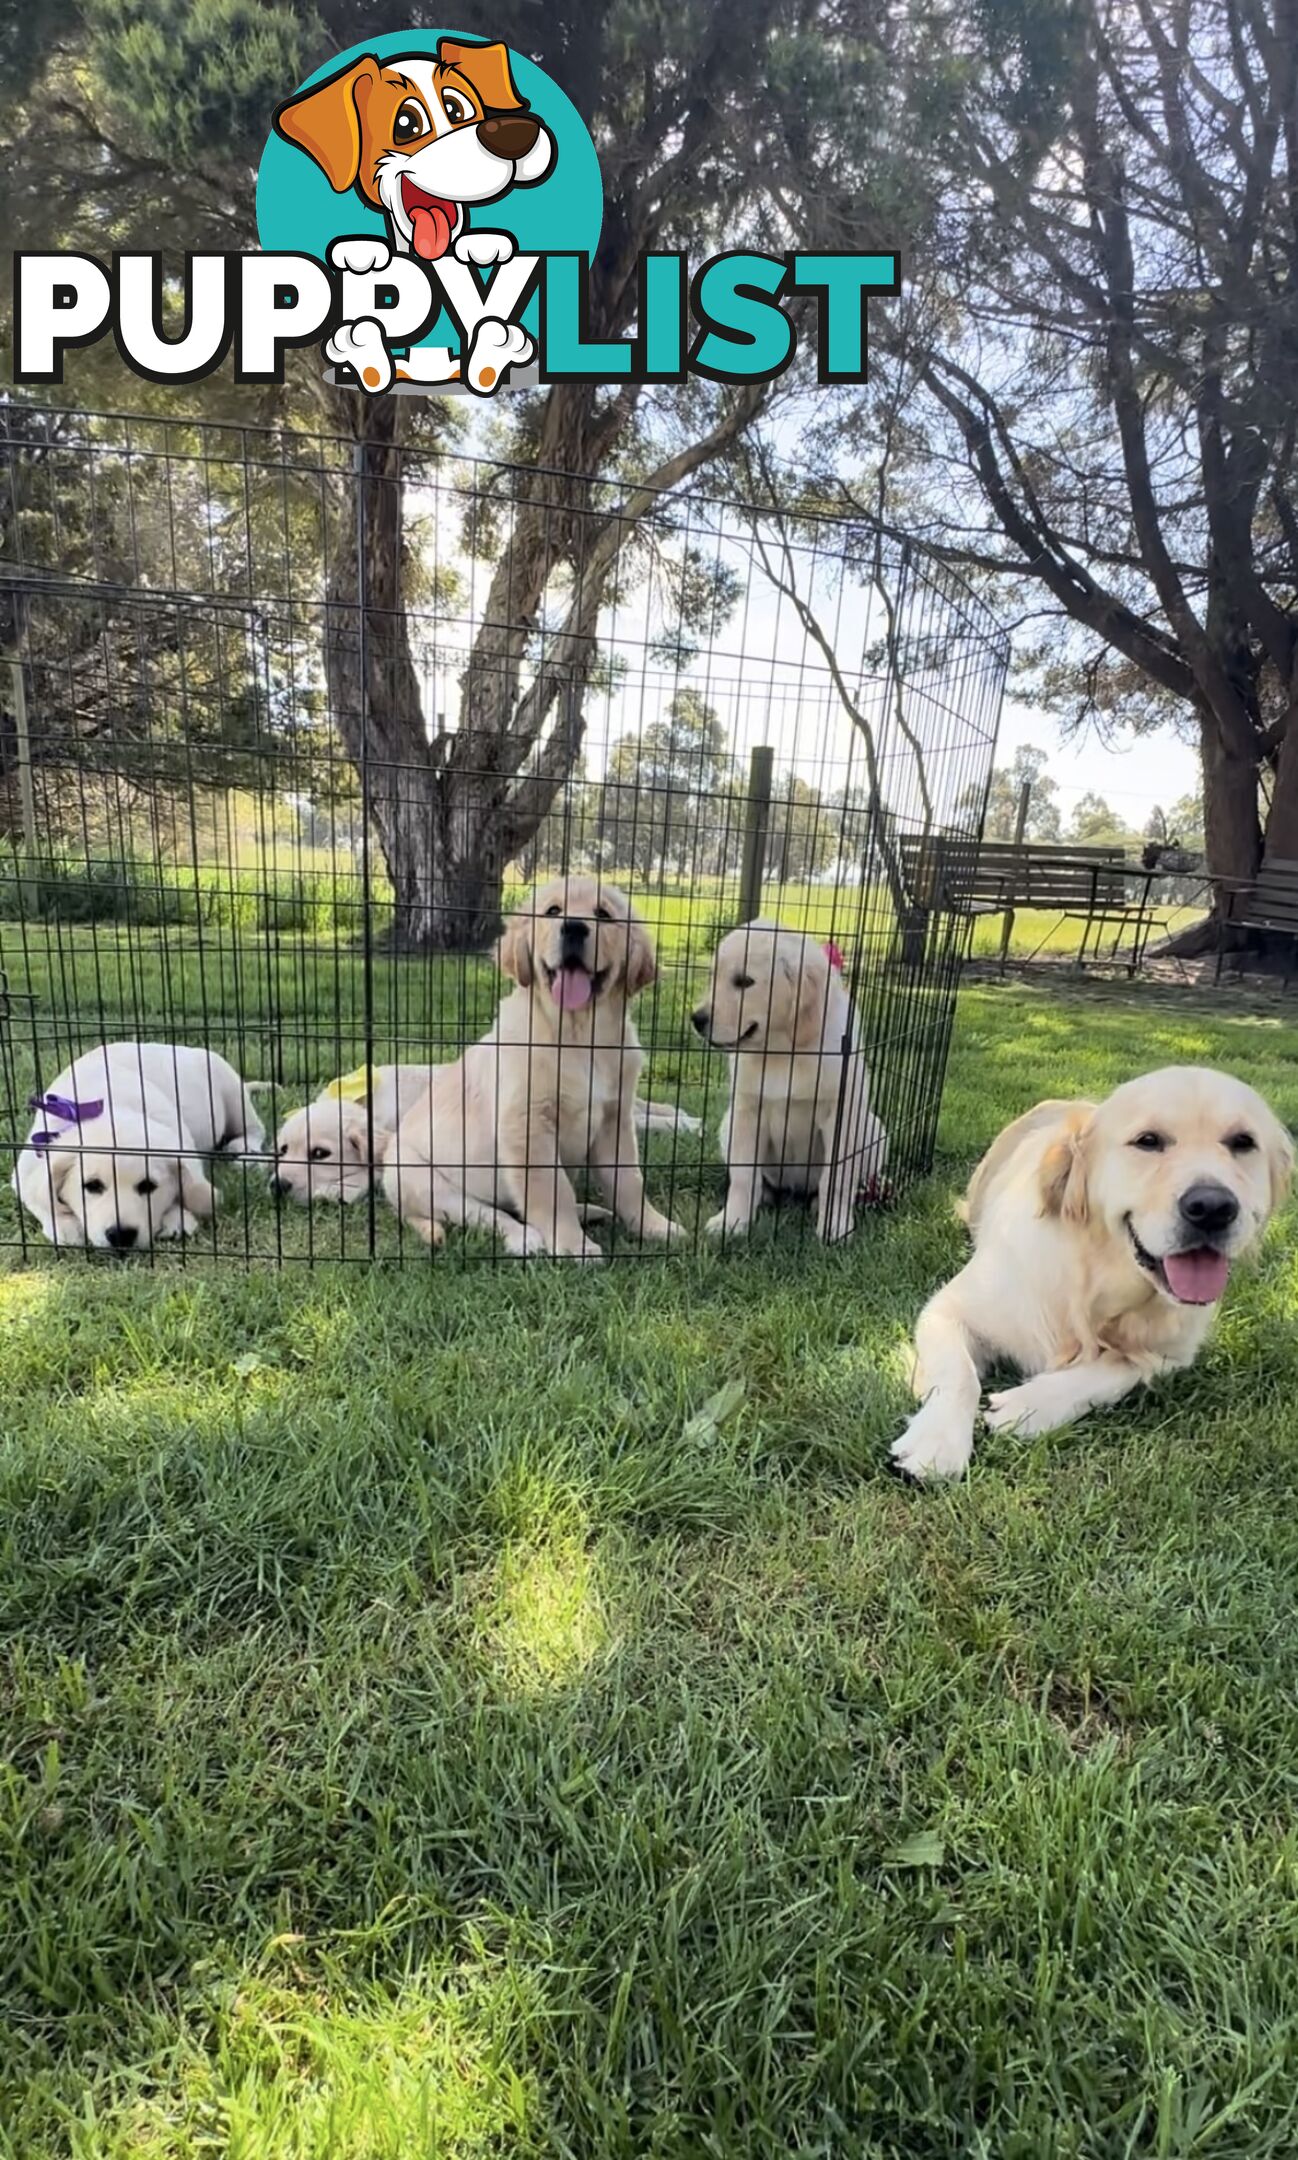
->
28, 1092, 105, 1149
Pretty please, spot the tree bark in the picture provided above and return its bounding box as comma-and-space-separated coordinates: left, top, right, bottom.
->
1264, 702, 1298, 861
323, 395, 578, 950
323, 380, 768, 950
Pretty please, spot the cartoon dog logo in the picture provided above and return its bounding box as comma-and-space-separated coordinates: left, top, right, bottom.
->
273, 38, 555, 393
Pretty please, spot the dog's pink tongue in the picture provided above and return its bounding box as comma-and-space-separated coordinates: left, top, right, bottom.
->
1163, 1248, 1230, 1304
552, 965, 593, 1012
410, 202, 452, 260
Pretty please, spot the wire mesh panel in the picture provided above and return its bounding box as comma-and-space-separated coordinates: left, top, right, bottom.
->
1, 403, 1006, 1267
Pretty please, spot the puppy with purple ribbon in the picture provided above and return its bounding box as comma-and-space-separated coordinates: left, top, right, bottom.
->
14, 1042, 264, 1251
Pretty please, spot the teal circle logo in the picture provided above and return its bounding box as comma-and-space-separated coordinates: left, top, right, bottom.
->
257, 30, 602, 375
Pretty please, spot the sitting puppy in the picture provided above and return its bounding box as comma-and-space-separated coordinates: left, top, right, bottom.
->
385, 878, 683, 1256
273, 1064, 699, 1206
892, 1066, 1294, 1482
692, 921, 887, 1243
13, 1042, 264, 1251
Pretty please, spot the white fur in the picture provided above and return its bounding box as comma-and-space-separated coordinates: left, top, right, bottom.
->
695, 920, 887, 1244
13, 1042, 263, 1250
892, 1068, 1294, 1481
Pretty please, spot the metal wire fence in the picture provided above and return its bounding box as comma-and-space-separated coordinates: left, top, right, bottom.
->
1, 403, 1007, 1265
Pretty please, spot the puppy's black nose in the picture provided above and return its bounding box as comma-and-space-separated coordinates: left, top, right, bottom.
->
560, 916, 590, 956
104, 1223, 138, 1250
691, 1010, 710, 1036
1178, 1182, 1240, 1237
272, 1176, 293, 1198
478, 113, 541, 160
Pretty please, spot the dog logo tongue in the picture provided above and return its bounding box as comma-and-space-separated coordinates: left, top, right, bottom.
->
553, 964, 593, 1011
1163, 1248, 1230, 1304
410, 202, 453, 260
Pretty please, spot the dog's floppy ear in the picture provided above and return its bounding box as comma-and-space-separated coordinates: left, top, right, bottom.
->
342, 1113, 370, 1165
273, 56, 381, 190
179, 1156, 216, 1221
438, 38, 526, 111
626, 912, 657, 997
784, 943, 828, 1048
1040, 1113, 1092, 1223
496, 910, 534, 987
1262, 1112, 1295, 1217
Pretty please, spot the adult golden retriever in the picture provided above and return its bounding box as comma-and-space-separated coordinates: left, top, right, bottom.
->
892, 1066, 1293, 1481
692, 920, 887, 1243
384, 877, 683, 1257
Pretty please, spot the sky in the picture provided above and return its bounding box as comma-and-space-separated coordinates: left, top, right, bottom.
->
995, 699, 1200, 831
412, 457, 1203, 840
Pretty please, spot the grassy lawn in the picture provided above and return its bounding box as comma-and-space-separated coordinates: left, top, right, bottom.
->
2, 977, 1297, 2155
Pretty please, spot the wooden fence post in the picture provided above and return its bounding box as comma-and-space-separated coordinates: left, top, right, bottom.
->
998, 778, 1031, 972
738, 744, 774, 924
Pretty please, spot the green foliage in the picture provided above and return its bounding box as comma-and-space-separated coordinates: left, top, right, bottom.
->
83, 0, 306, 162
966, 743, 1063, 842
0, 849, 388, 937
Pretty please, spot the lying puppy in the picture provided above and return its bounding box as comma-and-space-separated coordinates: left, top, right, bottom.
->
385, 878, 683, 1256
13, 1042, 264, 1251
272, 1063, 699, 1206
892, 1066, 1294, 1482
692, 921, 887, 1243
272, 1064, 436, 1205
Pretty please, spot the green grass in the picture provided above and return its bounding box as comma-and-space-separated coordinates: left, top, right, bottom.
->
3, 976, 1298, 2155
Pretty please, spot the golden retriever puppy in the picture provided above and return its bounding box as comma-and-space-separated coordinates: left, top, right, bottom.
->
692, 920, 887, 1243
13, 1041, 263, 1251
385, 878, 683, 1257
272, 1064, 437, 1205
273, 1063, 699, 1207
892, 1066, 1294, 1481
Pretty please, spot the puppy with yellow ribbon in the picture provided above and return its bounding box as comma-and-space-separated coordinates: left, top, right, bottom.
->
273, 1059, 699, 1207
272, 1064, 435, 1206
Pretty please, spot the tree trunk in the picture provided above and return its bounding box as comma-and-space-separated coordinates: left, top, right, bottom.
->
325, 394, 607, 951
1264, 712, 1298, 861
1160, 707, 1262, 957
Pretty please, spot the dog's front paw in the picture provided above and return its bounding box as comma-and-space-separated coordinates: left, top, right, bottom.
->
465, 317, 533, 393
326, 318, 393, 392
329, 237, 392, 275
501, 1220, 545, 1257
640, 1210, 686, 1244
706, 1207, 753, 1241
454, 229, 516, 268
890, 1399, 975, 1482
985, 1375, 1077, 1439
553, 1232, 605, 1262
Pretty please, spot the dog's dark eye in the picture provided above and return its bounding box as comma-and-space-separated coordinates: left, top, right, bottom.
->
595, 904, 611, 921
545, 903, 562, 917
1130, 1131, 1167, 1152
393, 98, 430, 144
441, 89, 473, 125
733, 973, 754, 991
136, 1178, 157, 1196
82, 1177, 105, 1195
309, 1146, 331, 1162
277, 1143, 289, 1157
1226, 1131, 1257, 1155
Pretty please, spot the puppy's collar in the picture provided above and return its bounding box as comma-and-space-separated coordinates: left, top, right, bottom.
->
28, 1091, 105, 1148
325, 1064, 374, 1105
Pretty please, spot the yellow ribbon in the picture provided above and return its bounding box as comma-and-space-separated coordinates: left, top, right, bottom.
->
324, 1063, 374, 1105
